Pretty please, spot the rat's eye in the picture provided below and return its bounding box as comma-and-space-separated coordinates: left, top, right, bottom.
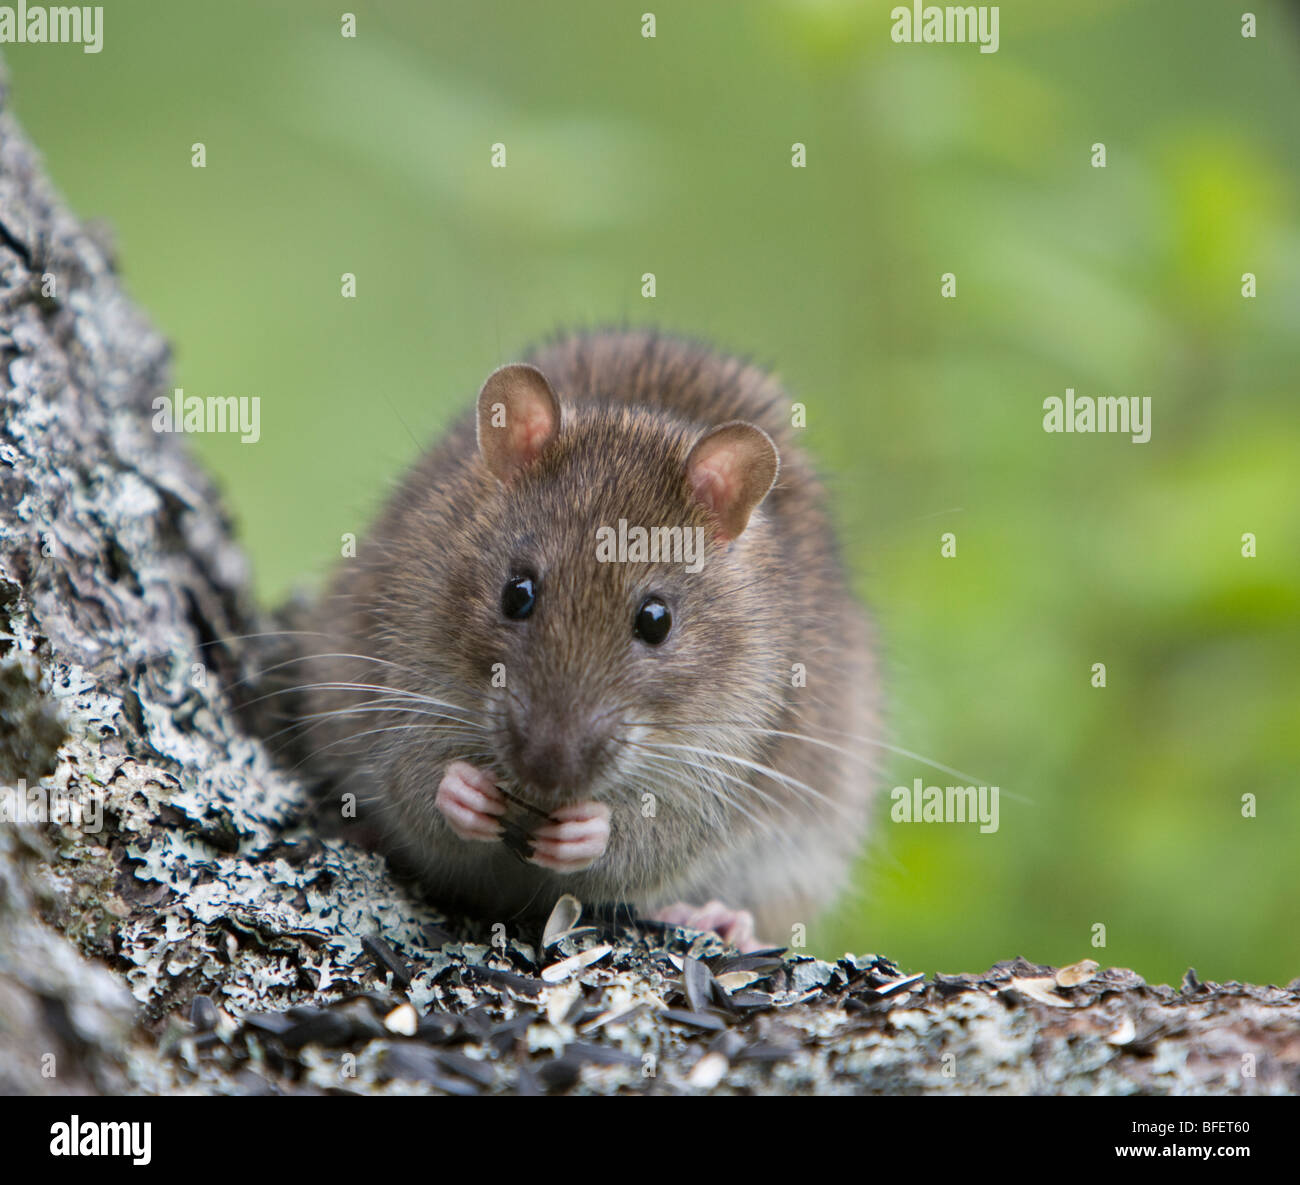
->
501, 575, 537, 620
634, 596, 672, 645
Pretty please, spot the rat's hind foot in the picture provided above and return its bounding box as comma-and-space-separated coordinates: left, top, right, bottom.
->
652, 900, 763, 952
528, 800, 611, 872
435, 761, 506, 841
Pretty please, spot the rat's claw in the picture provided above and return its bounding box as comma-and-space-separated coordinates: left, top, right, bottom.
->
435, 761, 507, 841
528, 800, 611, 873
652, 900, 763, 952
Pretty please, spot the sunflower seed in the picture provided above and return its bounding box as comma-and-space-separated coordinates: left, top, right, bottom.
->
240, 1011, 295, 1037
279, 1008, 359, 1049
687, 1050, 729, 1089
1008, 975, 1072, 1008
437, 1048, 496, 1086
541, 943, 612, 983
578, 1003, 648, 1033
382, 1045, 480, 1094
715, 970, 763, 992
1106, 1014, 1137, 1045
735, 1041, 797, 1063
497, 784, 550, 820
709, 1030, 746, 1059
683, 955, 714, 1013
500, 820, 535, 864
711, 953, 785, 976
383, 1002, 419, 1036
562, 1041, 640, 1067
361, 933, 411, 990
416, 1013, 461, 1044
546, 981, 581, 1026
465, 964, 544, 997
872, 972, 925, 996
189, 995, 218, 1032
1056, 959, 1100, 988
537, 1054, 583, 1090
543, 894, 584, 949
488, 1014, 535, 1054
660, 1008, 726, 1032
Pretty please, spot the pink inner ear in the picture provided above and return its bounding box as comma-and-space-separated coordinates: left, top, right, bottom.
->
514, 402, 555, 466
689, 455, 739, 539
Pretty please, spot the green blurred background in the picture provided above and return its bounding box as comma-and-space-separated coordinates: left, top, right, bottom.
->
9, 0, 1298, 984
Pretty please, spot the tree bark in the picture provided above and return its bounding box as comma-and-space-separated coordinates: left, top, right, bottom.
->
1, 70, 1296, 1097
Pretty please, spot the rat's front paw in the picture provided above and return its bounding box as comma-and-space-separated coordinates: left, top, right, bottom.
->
528, 801, 611, 873
652, 900, 763, 952
435, 761, 506, 841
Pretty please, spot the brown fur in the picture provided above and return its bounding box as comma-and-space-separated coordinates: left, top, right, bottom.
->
302, 330, 880, 938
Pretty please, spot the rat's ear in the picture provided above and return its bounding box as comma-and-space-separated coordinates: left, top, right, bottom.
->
684, 420, 780, 541
476, 363, 562, 483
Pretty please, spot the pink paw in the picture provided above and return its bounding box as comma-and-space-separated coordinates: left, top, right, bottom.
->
528, 800, 611, 873
653, 900, 764, 952
435, 761, 506, 841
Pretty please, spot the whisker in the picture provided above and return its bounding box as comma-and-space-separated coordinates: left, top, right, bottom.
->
243, 679, 476, 718
630, 739, 856, 817
620, 716, 1009, 798
288, 723, 491, 770
630, 741, 846, 830
261, 699, 489, 747
632, 750, 773, 830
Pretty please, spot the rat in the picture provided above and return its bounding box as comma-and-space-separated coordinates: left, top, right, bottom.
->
299, 330, 880, 951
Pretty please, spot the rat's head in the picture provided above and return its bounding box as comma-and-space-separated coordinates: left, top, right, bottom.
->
438, 362, 785, 811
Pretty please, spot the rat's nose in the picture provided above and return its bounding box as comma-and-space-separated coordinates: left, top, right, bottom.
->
506, 701, 612, 796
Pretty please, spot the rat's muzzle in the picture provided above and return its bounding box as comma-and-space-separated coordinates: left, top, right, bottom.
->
504, 698, 615, 799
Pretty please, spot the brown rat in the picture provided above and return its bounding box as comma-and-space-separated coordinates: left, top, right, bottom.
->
300, 330, 880, 949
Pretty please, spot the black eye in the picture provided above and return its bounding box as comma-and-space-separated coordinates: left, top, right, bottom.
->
634, 596, 672, 645
501, 575, 537, 620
